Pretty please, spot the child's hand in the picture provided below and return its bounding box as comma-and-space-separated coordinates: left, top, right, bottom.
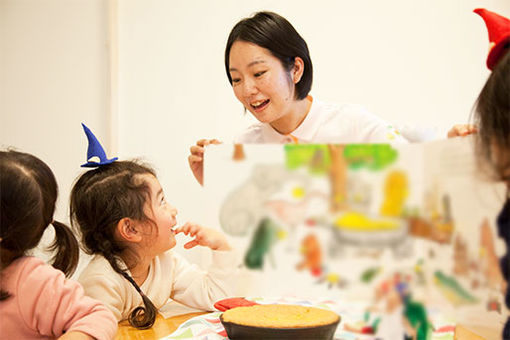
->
175, 222, 231, 251
447, 124, 478, 138
188, 139, 222, 186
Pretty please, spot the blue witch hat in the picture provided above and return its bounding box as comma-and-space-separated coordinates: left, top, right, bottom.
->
81, 123, 118, 168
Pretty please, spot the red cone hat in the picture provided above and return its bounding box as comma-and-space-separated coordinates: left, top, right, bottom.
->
474, 8, 510, 70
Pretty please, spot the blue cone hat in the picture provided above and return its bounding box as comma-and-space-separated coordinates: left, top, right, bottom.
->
81, 123, 118, 168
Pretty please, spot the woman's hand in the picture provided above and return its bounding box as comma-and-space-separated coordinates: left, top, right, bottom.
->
447, 124, 478, 138
188, 139, 221, 186
175, 222, 231, 251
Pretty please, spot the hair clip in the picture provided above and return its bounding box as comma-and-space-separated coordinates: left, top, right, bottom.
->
81, 123, 118, 168
474, 8, 510, 70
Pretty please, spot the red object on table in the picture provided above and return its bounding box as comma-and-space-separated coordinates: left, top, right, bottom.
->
214, 297, 259, 311
361, 326, 374, 334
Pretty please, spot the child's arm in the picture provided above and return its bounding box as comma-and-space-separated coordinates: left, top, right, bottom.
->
167, 250, 237, 311
165, 225, 237, 310
175, 222, 231, 251
18, 258, 117, 340
58, 331, 94, 340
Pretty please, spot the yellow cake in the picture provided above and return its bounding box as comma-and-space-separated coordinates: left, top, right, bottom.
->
221, 304, 340, 328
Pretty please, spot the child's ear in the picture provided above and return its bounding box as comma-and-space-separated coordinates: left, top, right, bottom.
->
116, 218, 142, 243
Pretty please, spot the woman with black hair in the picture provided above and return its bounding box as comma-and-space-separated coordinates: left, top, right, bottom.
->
188, 11, 407, 185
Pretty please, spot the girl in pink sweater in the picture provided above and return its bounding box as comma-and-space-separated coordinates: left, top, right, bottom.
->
0, 150, 117, 340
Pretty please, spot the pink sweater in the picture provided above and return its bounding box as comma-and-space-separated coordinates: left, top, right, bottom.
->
0, 256, 117, 339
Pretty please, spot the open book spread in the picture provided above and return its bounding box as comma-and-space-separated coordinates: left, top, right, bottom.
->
200, 137, 506, 338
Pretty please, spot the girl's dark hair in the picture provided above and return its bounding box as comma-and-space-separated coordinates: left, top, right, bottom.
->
0, 150, 79, 300
474, 49, 510, 178
70, 160, 158, 329
225, 11, 313, 100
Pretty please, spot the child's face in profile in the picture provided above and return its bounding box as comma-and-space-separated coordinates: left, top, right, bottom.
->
141, 174, 178, 256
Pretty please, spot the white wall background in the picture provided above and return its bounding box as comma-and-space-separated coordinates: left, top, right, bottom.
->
0, 0, 110, 273
1, 0, 109, 222
116, 0, 510, 227
2, 0, 510, 272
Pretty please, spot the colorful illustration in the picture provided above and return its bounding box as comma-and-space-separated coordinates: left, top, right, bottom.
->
296, 233, 323, 277
434, 270, 478, 306
480, 218, 505, 291
203, 140, 507, 336
244, 217, 281, 269
360, 267, 381, 284
232, 144, 245, 161
452, 235, 470, 276
404, 298, 433, 340
218, 163, 309, 236
380, 170, 408, 217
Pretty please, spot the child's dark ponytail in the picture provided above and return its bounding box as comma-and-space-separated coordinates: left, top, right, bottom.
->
48, 220, 79, 277
120, 272, 157, 329
0, 150, 80, 301
100, 241, 157, 329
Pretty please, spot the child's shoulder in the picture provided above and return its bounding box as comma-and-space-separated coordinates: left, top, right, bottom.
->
6, 256, 55, 280
78, 255, 120, 281
3, 256, 69, 297
10, 255, 44, 268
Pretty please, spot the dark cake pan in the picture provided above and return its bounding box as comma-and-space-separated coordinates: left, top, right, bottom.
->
220, 313, 340, 340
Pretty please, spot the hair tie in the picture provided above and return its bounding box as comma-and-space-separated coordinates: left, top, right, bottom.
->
80, 123, 118, 168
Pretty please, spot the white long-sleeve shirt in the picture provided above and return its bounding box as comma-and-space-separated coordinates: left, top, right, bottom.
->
234, 97, 408, 144
78, 250, 236, 321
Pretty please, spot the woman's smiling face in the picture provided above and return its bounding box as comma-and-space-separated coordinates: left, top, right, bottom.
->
228, 40, 296, 124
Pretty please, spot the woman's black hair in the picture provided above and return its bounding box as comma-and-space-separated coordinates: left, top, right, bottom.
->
225, 11, 313, 100
70, 160, 158, 329
474, 49, 510, 178
0, 150, 79, 301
